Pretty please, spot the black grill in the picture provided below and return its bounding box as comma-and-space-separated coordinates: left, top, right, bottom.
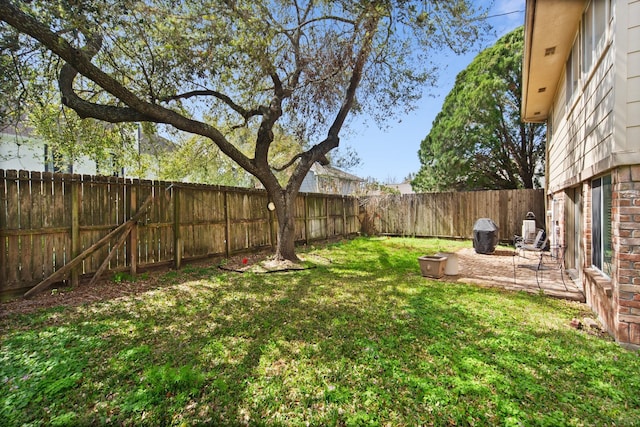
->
472, 218, 499, 254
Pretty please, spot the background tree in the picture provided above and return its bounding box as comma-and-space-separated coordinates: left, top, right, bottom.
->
1, 23, 143, 172
29, 101, 139, 174
1, 0, 488, 261
412, 27, 545, 192
0, 35, 20, 128
0, 24, 37, 129
159, 123, 303, 187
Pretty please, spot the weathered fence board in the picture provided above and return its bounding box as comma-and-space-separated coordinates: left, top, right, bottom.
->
1, 169, 543, 297
294, 195, 307, 243
1, 170, 361, 296
360, 189, 545, 242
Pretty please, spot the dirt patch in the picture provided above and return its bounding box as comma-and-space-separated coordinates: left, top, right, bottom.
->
0, 273, 166, 319
219, 253, 331, 273
0, 245, 339, 319
0, 250, 275, 318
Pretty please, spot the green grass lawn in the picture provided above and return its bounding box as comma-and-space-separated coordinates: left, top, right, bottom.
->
1, 237, 639, 426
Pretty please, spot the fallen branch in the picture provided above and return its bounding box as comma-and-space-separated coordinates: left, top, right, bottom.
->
24, 194, 153, 298
218, 265, 316, 274
87, 221, 135, 287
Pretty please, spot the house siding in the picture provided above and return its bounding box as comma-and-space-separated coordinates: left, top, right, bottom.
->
300, 163, 364, 196
536, 0, 640, 348
0, 135, 46, 172
628, 1, 640, 150
1, 132, 98, 175
549, 40, 615, 193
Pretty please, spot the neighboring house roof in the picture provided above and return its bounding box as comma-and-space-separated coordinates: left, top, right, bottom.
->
522, 0, 584, 122
138, 131, 174, 156
0, 120, 37, 138
300, 162, 364, 195
310, 163, 364, 183
386, 181, 415, 194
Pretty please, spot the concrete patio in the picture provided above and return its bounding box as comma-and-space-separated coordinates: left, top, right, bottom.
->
443, 247, 585, 302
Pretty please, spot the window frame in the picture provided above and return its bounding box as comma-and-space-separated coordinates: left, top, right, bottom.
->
565, 0, 611, 108
591, 175, 612, 277
565, 34, 581, 105
44, 144, 72, 174
582, 0, 610, 73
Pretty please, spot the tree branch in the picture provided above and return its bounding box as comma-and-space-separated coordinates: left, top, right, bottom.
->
0, 0, 258, 175
327, 12, 380, 138
0, 2, 151, 115
160, 90, 264, 120
58, 35, 153, 122
283, 15, 356, 32
272, 152, 304, 172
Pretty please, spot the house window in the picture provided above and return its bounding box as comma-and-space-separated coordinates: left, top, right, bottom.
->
591, 175, 612, 276
565, 36, 580, 104
96, 154, 121, 177
566, 0, 610, 105
582, 0, 609, 74
44, 144, 72, 173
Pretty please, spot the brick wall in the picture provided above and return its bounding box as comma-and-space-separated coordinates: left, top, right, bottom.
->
582, 177, 616, 336
565, 167, 640, 348
614, 166, 640, 347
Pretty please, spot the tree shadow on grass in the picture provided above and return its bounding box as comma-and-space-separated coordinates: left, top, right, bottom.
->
3, 239, 638, 426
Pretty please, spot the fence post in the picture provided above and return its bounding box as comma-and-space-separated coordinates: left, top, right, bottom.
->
173, 186, 182, 269
224, 190, 231, 257
269, 201, 276, 249
70, 176, 80, 287
0, 170, 6, 287
304, 195, 309, 245
128, 182, 138, 275
324, 196, 329, 239
413, 194, 419, 238
342, 197, 347, 237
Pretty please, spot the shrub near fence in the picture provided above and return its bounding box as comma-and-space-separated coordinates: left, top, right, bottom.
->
360, 189, 546, 242
0, 170, 360, 297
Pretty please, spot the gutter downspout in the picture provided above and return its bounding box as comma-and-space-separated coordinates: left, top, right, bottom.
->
521, 0, 537, 120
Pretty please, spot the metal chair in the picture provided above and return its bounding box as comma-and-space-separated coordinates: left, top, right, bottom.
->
514, 229, 548, 286
514, 229, 568, 289
515, 229, 546, 258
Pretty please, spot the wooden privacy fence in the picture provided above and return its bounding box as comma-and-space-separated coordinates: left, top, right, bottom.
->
360, 189, 546, 242
1, 169, 545, 297
0, 170, 359, 297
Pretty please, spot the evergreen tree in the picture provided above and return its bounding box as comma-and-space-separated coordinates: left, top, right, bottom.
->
413, 27, 545, 192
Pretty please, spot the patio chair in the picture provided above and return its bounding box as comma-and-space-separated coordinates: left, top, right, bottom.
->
515, 228, 547, 260
514, 228, 553, 287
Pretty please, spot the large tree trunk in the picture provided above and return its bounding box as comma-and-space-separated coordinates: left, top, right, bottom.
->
271, 189, 300, 262
0, 2, 376, 265
275, 211, 299, 261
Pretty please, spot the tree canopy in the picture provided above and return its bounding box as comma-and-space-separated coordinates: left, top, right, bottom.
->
412, 27, 545, 192
1, 0, 489, 260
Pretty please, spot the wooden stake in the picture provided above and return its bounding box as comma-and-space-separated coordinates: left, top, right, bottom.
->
24, 194, 153, 298
87, 221, 134, 287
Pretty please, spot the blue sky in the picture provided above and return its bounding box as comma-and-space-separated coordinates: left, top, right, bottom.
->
343, 0, 526, 183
